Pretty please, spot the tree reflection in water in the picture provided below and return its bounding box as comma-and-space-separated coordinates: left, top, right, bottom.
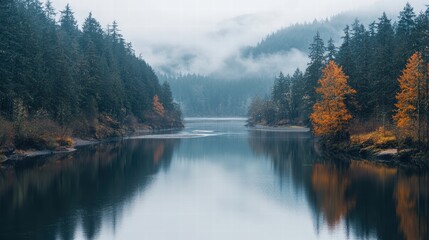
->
395, 174, 428, 240
311, 163, 356, 229
248, 130, 429, 240
0, 138, 180, 240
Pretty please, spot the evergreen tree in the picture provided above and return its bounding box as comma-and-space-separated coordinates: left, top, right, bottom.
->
326, 38, 337, 62
290, 68, 305, 122
304, 32, 325, 118
337, 25, 353, 77
160, 82, 174, 111
108, 21, 124, 45
413, 10, 429, 59
373, 13, 397, 123
396, 3, 416, 72
60, 4, 78, 35
272, 72, 292, 121
349, 20, 372, 118
44, 0, 55, 23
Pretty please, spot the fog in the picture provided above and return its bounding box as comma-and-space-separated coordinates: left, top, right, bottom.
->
48, 0, 429, 77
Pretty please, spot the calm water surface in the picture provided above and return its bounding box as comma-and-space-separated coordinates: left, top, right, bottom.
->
0, 118, 428, 240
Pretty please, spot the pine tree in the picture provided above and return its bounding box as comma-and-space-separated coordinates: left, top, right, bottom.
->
310, 61, 356, 140
304, 32, 325, 118
413, 9, 429, 59
373, 13, 397, 123
349, 20, 372, 119
272, 72, 292, 121
160, 82, 174, 111
60, 4, 78, 35
290, 68, 305, 121
0, 0, 21, 117
326, 38, 337, 62
396, 3, 416, 73
43, 0, 55, 23
337, 25, 353, 77
108, 21, 124, 45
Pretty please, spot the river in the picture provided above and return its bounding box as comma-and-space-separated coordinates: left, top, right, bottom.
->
0, 118, 427, 240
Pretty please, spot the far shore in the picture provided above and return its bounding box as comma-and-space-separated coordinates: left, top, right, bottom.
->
248, 124, 310, 132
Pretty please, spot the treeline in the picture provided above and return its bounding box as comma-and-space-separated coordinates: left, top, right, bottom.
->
0, 0, 182, 149
163, 74, 272, 117
247, 69, 306, 125
249, 3, 429, 129
242, 12, 376, 58
242, 18, 342, 58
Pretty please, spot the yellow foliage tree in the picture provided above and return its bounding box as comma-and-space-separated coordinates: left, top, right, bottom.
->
310, 61, 356, 139
153, 95, 165, 117
393, 52, 426, 141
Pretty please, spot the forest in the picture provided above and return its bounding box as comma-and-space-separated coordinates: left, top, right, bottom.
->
248, 3, 429, 154
242, 14, 351, 57
0, 0, 182, 152
162, 74, 271, 116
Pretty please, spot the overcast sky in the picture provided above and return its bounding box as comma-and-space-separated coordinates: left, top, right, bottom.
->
47, 0, 428, 76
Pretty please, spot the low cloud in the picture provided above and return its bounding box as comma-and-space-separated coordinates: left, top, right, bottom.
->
217, 49, 309, 79
137, 12, 309, 78
46, 0, 429, 79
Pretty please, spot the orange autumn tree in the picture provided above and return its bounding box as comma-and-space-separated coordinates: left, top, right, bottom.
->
153, 95, 165, 117
393, 52, 426, 141
310, 61, 356, 140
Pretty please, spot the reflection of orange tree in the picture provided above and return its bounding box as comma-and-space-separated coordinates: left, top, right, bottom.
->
394, 175, 428, 240
152, 143, 165, 165
311, 163, 356, 228
349, 161, 397, 182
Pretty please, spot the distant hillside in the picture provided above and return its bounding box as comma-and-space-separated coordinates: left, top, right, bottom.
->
242, 12, 376, 57
161, 74, 272, 117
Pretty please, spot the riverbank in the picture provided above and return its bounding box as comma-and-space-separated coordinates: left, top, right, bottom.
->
248, 123, 429, 170
319, 140, 429, 170
0, 123, 184, 166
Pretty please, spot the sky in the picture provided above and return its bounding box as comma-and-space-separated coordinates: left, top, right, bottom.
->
47, 0, 428, 77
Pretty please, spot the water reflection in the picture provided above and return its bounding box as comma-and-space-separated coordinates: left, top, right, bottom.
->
249, 130, 429, 240
0, 139, 180, 240
0, 121, 428, 240
248, 130, 319, 194
395, 174, 428, 240
311, 163, 356, 229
